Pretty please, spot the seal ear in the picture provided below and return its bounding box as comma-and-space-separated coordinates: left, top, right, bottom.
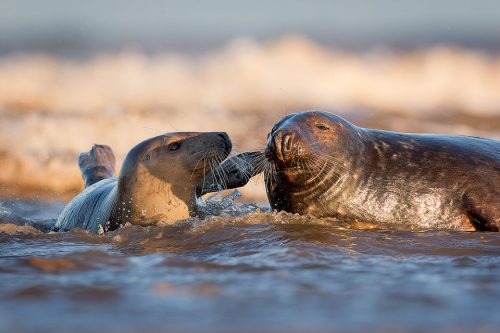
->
78, 144, 116, 188
199, 151, 265, 195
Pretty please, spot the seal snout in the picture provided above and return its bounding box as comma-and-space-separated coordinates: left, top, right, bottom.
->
267, 129, 299, 166
194, 132, 233, 166
197, 132, 232, 154
216, 132, 232, 154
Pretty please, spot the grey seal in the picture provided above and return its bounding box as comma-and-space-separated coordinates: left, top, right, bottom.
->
56, 132, 231, 233
206, 111, 500, 231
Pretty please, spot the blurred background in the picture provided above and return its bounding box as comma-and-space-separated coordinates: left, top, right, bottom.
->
1, 0, 500, 201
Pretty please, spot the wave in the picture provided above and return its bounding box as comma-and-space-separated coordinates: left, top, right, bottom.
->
1, 36, 500, 199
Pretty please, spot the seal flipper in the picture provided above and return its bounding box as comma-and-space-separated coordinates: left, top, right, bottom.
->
463, 193, 500, 231
199, 151, 264, 195
79, 144, 116, 188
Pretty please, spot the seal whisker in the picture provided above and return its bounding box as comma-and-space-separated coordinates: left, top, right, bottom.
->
200, 157, 207, 195
208, 158, 221, 191
213, 154, 228, 190
190, 150, 209, 181
215, 154, 229, 190
227, 154, 253, 180
247, 157, 267, 184
309, 153, 351, 173
207, 158, 217, 190
315, 163, 368, 220
254, 157, 270, 182
218, 152, 231, 188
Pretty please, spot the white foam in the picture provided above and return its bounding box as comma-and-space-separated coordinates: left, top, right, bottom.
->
1, 37, 499, 199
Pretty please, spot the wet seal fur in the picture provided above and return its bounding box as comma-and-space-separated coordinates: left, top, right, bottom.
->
209, 111, 500, 231
56, 132, 231, 233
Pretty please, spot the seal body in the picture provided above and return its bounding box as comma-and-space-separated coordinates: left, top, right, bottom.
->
265, 111, 500, 231
56, 132, 231, 233
210, 111, 500, 231
56, 178, 118, 232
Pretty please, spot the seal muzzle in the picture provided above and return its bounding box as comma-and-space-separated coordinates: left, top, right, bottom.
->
266, 130, 298, 167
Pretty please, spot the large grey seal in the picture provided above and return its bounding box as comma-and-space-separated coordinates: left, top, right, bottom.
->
206, 111, 500, 231
56, 132, 231, 233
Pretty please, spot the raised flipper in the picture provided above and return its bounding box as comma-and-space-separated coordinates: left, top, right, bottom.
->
198, 151, 265, 195
78, 144, 116, 188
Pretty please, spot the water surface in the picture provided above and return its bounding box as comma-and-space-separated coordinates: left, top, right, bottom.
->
1, 199, 499, 333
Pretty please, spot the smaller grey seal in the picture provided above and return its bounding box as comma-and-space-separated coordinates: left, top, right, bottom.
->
56, 132, 232, 233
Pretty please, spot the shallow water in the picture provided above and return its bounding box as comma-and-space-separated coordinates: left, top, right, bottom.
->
1, 199, 500, 333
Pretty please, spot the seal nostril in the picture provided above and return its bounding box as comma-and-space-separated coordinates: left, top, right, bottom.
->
216, 132, 232, 152
217, 133, 229, 143
282, 133, 293, 152
268, 130, 294, 164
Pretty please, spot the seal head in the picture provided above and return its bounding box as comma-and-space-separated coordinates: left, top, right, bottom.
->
115, 132, 232, 227
264, 111, 365, 215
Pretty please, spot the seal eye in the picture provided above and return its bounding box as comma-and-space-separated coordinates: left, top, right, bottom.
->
168, 141, 181, 151
145, 154, 151, 161
316, 124, 330, 130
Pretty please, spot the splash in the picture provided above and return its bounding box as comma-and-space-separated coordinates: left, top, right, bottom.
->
197, 189, 261, 218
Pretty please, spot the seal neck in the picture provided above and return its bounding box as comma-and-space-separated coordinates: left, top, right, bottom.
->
116, 168, 195, 226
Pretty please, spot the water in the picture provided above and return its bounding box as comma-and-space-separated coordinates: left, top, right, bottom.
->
1, 198, 500, 333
